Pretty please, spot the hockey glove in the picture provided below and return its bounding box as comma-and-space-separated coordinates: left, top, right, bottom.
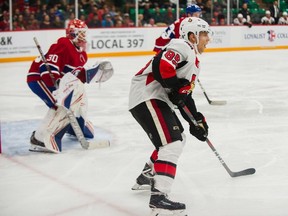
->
168, 79, 192, 107
189, 112, 209, 142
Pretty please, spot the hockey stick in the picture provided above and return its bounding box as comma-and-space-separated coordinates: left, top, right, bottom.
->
33, 37, 109, 150
181, 105, 256, 177
197, 79, 227, 105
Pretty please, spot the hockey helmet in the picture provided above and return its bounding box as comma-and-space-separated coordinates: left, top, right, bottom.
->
180, 17, 212, 44
66, 18, 88, 50
186, 4, 202, 15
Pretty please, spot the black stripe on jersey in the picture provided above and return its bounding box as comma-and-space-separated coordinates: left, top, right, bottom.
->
152, 49, 180, 89
176, 61, 188, 69
152, 49, 164, 84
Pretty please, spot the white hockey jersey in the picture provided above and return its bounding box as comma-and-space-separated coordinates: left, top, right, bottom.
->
129, 38, 200, 110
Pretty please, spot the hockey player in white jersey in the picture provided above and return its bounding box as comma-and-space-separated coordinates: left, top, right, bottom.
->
129, 17, 212, 215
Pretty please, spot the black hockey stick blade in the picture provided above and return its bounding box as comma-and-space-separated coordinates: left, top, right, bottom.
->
209, 100, 227, 105
230, 168, 256, 177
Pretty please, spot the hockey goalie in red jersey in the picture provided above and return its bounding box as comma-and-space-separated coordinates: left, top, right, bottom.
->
153, 4, 202, 53
129, 17, 212, 215
27, 18, 113, 153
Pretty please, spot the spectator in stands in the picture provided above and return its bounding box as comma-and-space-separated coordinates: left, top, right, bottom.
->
163, 6, 176, 25
219, 17, 226, 25
138, 14, 145, 27
122, 13, 134, 27
86, 5, 98, 24
261, 10, 275, 25
17, 14, 27, 30
153, 6, 165, 25
144, 18, 157, 27
239, 3, 252, 23
13, 20, 25, 31
87, 14, 102, 28
210, 17, 217, 26
27, 14, 40, 30
142, 2, 152, 24
278, 11, 288, 25
101, 14, 114, 27
233, 13, 252, 27
0, 13, 8, 31
65, 12, 75, 28
79, 14, 86, 23
115, 19, 124, 27
13, 8, 21, 23
52, 15, 64, 29
40, 14, 53, 29
269, 0, 280, 24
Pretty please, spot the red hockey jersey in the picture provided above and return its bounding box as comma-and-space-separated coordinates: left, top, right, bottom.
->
153, 17, 186, 52
27, 37, 87, 87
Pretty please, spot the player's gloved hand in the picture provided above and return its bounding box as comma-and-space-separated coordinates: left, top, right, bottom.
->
168, 79, 192, 107
189, 112, 209, 141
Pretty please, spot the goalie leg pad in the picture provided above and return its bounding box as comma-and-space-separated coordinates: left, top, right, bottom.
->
34, 107, 70, 153
66, 116, 94, 139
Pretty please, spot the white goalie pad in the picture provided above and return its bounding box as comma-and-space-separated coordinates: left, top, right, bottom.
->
34, 73, 89, 152
85, 60, 114, 83
34, 107, 70, 153
55, 72, 85, 112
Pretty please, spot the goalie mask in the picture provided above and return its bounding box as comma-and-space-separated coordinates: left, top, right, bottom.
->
66, 19, 88, 51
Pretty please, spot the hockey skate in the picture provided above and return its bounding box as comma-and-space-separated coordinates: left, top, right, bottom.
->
132, 163, 154, 190
149, 187, 186, 216
29, 131, 54, 153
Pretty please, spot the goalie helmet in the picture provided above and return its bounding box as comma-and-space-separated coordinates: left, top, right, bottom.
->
180, 17, 212, 44
66, 19, 88, 50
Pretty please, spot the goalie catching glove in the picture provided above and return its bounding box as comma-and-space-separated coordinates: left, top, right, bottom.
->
71, 60, 114, 84
189, 112, 208, 141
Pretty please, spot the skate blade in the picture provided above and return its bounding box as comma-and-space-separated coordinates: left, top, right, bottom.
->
150, 208, 187, 216
29, 144, 55, 153
131, 183, 151, 191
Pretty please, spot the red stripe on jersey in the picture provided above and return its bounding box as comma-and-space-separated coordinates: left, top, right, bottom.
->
154, 160, 177, 179
151, 100, 172, 143
159, 59, 176, 79
153, 38, 171, 52
146, 72, 154, 85
38, 80, 56, 104
136, 60, 152, 76
195, 57, 200, 68
192, 74, 196, 82
150, 149, 158, 163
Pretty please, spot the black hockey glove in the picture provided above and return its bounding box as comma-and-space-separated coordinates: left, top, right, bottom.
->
189, 112, 209, 142
168, 79, 192, 107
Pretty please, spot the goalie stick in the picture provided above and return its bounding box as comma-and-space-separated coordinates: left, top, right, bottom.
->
33, 37, 109, 150
181, 105, 256, 178
197, 79, 227, 105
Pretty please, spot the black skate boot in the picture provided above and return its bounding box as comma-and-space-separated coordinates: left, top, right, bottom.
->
29, 131, 53, 153
131, 163, 154, 190
149, 183, 186, 216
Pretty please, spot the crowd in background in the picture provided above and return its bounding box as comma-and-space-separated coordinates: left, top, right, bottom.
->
0, 0, 287, 31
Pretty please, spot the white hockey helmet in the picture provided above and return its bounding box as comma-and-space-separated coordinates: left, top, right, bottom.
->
180, 17, 212, 44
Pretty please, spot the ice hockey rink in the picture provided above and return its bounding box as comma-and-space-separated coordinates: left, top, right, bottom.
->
1, 49, 288, 216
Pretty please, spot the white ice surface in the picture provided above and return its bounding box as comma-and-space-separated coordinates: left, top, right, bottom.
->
0, 50, 288, 216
